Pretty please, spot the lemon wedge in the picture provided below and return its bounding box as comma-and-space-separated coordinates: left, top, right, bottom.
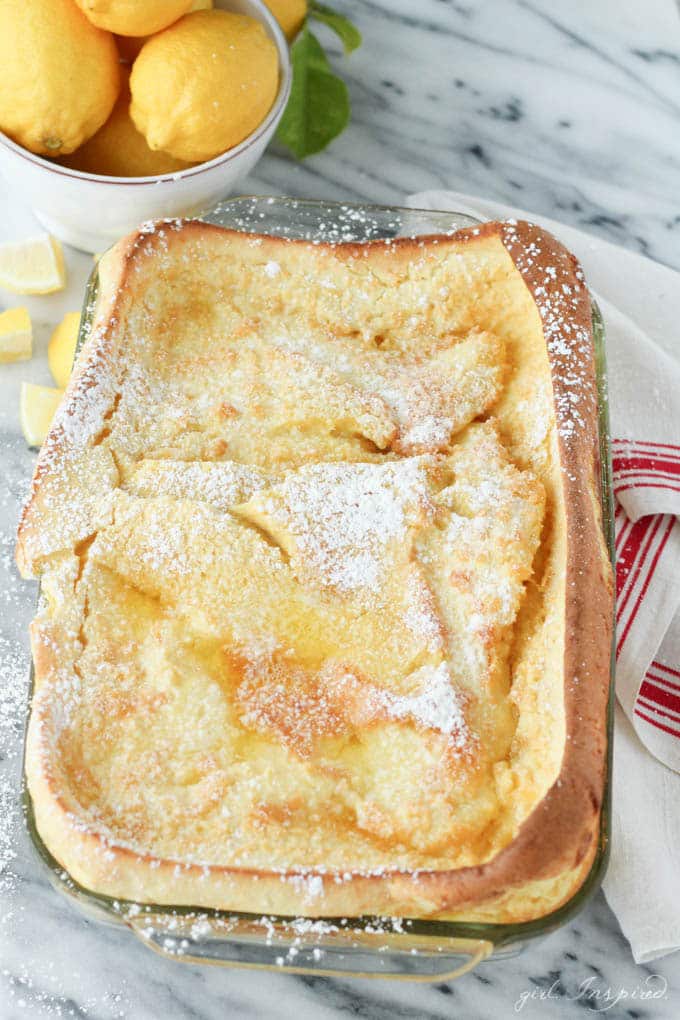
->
48, 312, 81, 388
0, 235, 66, 294
20, 382, 64, 448
0, 306, 32, 362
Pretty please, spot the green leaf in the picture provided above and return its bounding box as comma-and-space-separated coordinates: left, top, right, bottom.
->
276, 27, 350, 159
310, 1, 362, 54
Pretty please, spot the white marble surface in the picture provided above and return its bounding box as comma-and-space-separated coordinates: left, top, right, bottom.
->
2, 0, 680, 1017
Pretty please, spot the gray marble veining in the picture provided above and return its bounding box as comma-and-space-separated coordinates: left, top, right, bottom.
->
2, 0, 680, 1017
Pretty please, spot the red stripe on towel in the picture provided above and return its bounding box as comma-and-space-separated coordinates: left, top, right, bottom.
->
651, 660, 680, 680
613, 439, 680, 454
616, 516, 659, 606
634, 707, 680, 739
646, 670, 680, 693
614, 482, 680, 495
639, 680, 680, 716
617, 517, 674, 654
613, 456, 680, 476
614, 470, 680, 484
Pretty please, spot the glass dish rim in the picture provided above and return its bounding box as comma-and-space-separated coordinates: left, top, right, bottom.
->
21, 196, 616, 960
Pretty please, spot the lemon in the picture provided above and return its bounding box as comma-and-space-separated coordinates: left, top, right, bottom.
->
0, 0, 120, 157
116, 0, 213, 61
48, 312, 81, 388
0, 307, 32, 363
75, 0, 192, 36
0, 236, 66, 295
130, 10, 279, 163
61, 72, 194, 178
20, 383, 64, 448
264, 0, 307, 40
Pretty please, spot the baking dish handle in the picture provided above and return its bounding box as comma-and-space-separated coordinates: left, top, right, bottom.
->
125, 912, 493, 982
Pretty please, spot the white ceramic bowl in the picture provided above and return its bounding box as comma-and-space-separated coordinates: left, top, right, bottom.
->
0, 0, 291, 253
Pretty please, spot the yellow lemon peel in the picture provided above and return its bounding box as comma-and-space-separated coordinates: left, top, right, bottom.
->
130, 10, 279, 163
48, 312, 81, 389
20, 382, 64, 448
0, 0, 120, 156
0, 307, 32, 363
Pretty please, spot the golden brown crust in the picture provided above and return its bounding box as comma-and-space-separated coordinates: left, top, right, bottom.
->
20, 217, 613, 923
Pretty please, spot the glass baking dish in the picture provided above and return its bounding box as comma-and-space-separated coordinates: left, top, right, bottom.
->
22, 197, 615, 982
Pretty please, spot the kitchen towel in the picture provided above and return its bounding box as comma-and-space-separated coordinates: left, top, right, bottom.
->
408, 189, 680, 963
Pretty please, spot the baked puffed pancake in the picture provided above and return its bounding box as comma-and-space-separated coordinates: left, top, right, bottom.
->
18, 218, 613, 922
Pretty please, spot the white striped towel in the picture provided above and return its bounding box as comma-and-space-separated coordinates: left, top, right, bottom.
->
408, 190, 680, 963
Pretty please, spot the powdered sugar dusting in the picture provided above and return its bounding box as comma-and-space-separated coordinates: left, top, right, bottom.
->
385, 662, 467, 741
254, 459, 432, 595
126, 459, 268, 512
401, 414, 453, 448
237, 649, 468, 750
501, 219, 597, 441
403, 569, 443, 651
52, 326, 120, 452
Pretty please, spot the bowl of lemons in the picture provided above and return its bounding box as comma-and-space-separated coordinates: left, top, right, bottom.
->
0, 0, 292, 252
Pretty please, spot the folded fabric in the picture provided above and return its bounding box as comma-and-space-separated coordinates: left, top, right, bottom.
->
408, 189, 680, 963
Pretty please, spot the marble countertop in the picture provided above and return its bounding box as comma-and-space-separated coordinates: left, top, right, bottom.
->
2, 1, 680, 1017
